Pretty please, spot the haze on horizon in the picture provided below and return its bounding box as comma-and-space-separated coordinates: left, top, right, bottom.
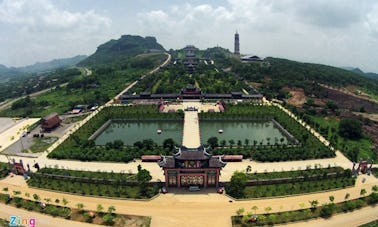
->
0, 0, 378, 73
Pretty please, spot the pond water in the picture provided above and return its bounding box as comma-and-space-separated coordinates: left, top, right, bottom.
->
94, 120, 289, 146
199, 121, 288, 145
94, 121, 183, 146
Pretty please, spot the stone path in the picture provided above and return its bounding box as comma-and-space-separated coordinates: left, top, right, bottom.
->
182, 111, 201, 148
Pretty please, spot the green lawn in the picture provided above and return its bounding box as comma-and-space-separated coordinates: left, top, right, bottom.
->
29, 137, 57, 153
310, 116, 376, 163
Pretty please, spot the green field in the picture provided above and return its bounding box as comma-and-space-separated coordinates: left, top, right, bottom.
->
310, 116, 376, 163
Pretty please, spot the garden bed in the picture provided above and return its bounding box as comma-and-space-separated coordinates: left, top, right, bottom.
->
27, 168, 158, 199
232, 191, 378, 226
242, 176, 355, 198
0, 193, 151, 226
246, 166, 346, 180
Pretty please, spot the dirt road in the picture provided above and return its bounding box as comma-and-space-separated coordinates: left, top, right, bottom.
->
0, 174, 376, 227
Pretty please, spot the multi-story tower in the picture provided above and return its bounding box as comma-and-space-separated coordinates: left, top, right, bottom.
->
234, 31, 240, 56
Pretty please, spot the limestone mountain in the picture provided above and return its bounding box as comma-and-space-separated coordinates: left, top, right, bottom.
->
78, 35, 165, 66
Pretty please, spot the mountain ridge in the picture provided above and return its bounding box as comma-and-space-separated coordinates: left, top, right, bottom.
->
78, 35, 165, 66
0, 55, 87, 80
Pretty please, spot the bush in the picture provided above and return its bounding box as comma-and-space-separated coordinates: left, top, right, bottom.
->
339, 118, 362, 139
320, 203, 336, 218
102, 213, 115, 225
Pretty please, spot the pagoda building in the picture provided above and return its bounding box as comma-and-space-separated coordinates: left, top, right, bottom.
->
159, 146, 226, 188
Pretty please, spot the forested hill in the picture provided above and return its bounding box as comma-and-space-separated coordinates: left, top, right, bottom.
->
233, 57, 378, 98
0, 55, 86, 81
79, 35, 165, 66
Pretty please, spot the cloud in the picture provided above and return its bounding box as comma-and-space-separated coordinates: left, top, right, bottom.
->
0, 0, 110, 31
365, 3, 378, 37
136, 0, 378, 72
0, 0, 111, 66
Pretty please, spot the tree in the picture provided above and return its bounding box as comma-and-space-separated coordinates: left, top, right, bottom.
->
344, 193, 350, 200
309, 200, 318, 210
112, 140, 124, 149
107, 205, 116, 214
227, 171, 247, 198
220, 140, 226, 147
251, 205, 258, 215
76, 203, 85, 211
320, 203, 335, 218
207, 137, 219, 149
163, 138, 175, 151
97, 204, 104, 213
339, 118, 362, 139
136, 164, 152, 196
329, 195, 335, 203
244, 139, 250, 147
102, 213, 115, 225
229, 139, 235, 148
348, 147, 359, 162
246, 165, 252, 173
360, 189, 367, 196
62, 198, 69, 206
236, 208, 245, 216
264, 206, 272, 214
33, 194, 40, 202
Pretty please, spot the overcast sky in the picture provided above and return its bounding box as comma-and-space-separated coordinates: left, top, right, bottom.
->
1, 0, 378, 72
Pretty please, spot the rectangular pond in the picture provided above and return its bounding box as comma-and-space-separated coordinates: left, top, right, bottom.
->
199, 121, 289, 145
94, 120, 183, 146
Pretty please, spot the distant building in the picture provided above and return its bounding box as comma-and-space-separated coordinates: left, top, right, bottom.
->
241, 55, 262, 62
183, 45, 198, 73
234, 31, 240, 55
41, 113, 61, 131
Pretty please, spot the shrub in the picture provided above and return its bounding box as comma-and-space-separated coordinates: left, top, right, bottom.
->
320, 203, 335, 218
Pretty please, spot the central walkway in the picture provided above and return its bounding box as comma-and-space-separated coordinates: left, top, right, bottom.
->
182, 111, 201, 148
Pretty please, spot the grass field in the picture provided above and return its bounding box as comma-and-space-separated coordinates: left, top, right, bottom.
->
310, 116, 376, 163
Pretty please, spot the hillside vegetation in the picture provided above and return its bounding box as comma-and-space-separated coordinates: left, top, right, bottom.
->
0, 35, 168, 117
79, 35, 165, 67
233, 57, 378, 99
0, 55, 87, 82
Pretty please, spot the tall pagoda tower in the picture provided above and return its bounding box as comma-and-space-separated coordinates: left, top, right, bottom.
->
234, 31, 240, 56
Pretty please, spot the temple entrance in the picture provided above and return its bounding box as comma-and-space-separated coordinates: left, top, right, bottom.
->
180, 175, 204, 187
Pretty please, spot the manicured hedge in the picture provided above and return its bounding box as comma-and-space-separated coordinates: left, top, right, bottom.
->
27, 167, 159, 199
48, 105, 183, 162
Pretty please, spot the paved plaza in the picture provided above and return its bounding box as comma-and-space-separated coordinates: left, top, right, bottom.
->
0, 118, 40, 153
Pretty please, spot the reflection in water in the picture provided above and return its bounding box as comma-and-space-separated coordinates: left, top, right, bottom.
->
200, 121, 288, 145
95, 120, 290, 146
95, 121, 183, 146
